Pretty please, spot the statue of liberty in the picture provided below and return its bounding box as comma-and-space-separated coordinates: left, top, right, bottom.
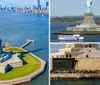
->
86, 0, 92, 12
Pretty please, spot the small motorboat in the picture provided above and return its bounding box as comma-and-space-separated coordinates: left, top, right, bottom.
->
79, 37, 84, 40
58, 34, 84, 41
58, 35, 77, 41
73, 34, 80, 39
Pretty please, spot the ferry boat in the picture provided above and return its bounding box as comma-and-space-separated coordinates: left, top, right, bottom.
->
58, 34, 84, 41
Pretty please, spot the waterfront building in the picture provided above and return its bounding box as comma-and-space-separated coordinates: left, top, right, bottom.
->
0, 38, 3, 54
4, 6, 7, 10
38, 0, 41, 10
0, 3, 49, 14
46, 2, 49, 10
0, 5, 2, 11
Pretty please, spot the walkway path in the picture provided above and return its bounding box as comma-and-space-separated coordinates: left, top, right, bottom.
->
20, 39, 35, 48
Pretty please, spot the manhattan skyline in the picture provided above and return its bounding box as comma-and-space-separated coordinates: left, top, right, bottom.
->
0, 0, 48, 8
51, 0, 100, 16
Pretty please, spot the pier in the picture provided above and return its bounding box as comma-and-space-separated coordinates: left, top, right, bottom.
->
20, 39, 35, 48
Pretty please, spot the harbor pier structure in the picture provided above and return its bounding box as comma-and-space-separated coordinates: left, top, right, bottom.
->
20, 39, 35, 48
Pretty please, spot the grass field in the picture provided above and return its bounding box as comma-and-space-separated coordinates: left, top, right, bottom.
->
0, 48, 41, 80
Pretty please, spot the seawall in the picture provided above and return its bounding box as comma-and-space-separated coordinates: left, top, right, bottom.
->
51, 73, 100, 79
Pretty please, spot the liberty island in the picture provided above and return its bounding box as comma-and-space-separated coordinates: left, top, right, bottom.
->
0, 38, 46, 85
55, 0, 100, 34
67, 0, 100, 31
0, 12, 48, 85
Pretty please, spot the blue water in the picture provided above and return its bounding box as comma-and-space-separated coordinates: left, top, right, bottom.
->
0, 12, 49, 85
51, 22, 100, 42
51, 79, 100, 85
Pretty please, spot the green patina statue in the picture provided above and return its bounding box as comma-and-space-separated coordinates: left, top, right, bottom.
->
86, 0, 92, 12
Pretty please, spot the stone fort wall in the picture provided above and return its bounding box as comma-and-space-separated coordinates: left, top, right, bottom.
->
75, 58, 100, 71
50, 58, 100, 71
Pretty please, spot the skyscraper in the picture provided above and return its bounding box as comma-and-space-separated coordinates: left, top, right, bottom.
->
46, 2, 49, 10
0, 38, 3, 54
38, 0, 41, 9
0, 5, 2, 11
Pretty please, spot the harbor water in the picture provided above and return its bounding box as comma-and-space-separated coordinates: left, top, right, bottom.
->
51, 22, 100, 42
51, 79, 100, 85
0, 12, 49, 85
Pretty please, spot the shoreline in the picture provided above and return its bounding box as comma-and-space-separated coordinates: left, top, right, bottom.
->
0, 47, 46, 85
53, 31, 100, 35
0, 11, 49, 14
51, 73, 100, 79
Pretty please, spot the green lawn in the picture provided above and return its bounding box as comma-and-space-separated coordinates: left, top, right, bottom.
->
0, 48, 41, 80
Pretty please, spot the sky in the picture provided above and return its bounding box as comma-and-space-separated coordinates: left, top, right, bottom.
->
51, 0, 100, 16
0, 0, 48, 7
51, 44, 65, 53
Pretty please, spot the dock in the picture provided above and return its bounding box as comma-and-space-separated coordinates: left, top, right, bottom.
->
20, 39, 35, 48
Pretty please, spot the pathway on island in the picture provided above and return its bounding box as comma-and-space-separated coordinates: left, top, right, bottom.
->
20, 40, 35, 48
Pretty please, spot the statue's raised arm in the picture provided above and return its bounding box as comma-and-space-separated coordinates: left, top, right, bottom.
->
86, 0, 92, 12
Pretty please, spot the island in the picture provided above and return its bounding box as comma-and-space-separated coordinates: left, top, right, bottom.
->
0, 38, 46, 85
52, 0, 100, 35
